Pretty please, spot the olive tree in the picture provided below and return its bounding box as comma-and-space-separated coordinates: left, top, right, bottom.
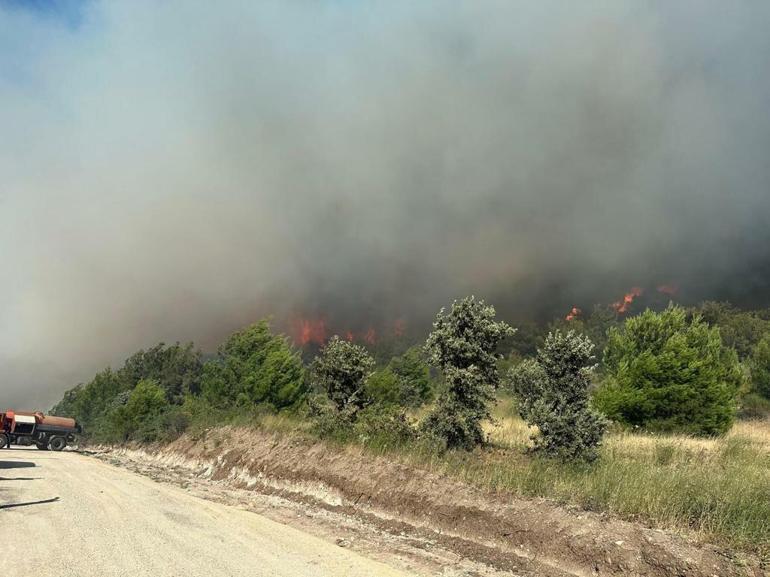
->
422, 296, 515, 449
511, 330, 606, 461
312, 336, 375, 416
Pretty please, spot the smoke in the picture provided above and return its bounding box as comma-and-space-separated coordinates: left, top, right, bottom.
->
2, 1, 770, 407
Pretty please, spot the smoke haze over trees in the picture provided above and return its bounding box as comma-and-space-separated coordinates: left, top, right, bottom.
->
2, 1, 770, 407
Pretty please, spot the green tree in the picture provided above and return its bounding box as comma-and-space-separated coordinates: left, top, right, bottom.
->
311, 336, 375, 415
366, 347, 433, 408
597, 305, 743, 435
549, 305, 619, 359
421, 296, 515, 449
201, 320, 306, 410
365, 367, 401, 406
52, 342, 203, 435
511, 331, 606, 461
51, 368, 126, 434
696, 301, 770, 359
750, 334, 770, 399
108, 379, 169, 441
121, 343, 203, 403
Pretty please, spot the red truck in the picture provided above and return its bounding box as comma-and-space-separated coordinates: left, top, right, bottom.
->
0, 410, 80, 451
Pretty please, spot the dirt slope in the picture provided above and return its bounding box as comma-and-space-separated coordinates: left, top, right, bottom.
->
0, 447, 417, 577
94, 427, 765, 577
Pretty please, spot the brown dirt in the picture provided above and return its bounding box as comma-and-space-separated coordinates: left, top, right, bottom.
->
87, 427, 765, 577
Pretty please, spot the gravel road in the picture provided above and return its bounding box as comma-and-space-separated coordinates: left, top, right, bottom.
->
0, 448, 415, 577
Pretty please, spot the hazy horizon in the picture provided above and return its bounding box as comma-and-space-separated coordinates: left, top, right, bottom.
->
3, 0, 770, 408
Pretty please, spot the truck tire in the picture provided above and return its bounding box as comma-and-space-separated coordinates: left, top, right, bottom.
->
0, 433, 8, 449
49, 437, 67, 451
36, 442, 50, 451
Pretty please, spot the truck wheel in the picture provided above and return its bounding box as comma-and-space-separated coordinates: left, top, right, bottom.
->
49, 437, 67, 451
0, 434, 8, 449
36, 443, 50, 451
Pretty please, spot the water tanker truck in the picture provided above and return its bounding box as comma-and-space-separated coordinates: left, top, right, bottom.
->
0, 410, 80, 451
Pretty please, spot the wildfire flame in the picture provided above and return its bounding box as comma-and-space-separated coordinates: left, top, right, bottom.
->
657, 283, 679, 296
288, 316, 405, 347
290, 317, 327, 346
565, 307, 581, 321
612, 287, 643, 314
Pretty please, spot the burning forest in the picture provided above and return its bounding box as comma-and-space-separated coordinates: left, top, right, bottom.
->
3, 0, 770, 412
5, 2, 770, 575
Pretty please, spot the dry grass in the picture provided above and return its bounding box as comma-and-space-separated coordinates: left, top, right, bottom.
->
210, 397, 770, 555
452, 397, 770, 556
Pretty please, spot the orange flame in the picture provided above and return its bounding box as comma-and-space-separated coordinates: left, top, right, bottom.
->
612, 287, 643, 314
393, 318, 406, 338
290, 317, 327, 346
363, 327, 377, 345
657, 283, 679, 296
565, 307, 581, 321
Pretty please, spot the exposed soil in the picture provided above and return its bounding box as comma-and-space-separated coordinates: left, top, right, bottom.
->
88, 427, 765, 577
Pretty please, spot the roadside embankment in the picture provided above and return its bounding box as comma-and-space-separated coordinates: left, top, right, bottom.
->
89, 426, 765, 577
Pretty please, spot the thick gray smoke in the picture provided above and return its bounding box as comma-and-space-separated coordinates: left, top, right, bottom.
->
2, 1, 770, 408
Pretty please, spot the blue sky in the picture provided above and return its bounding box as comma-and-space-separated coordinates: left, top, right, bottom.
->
1, 0, 87, 27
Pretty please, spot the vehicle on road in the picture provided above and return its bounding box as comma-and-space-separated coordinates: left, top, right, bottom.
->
0, 410, 80, 451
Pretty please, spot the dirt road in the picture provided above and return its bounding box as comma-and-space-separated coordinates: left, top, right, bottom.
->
0, 448, 416, 577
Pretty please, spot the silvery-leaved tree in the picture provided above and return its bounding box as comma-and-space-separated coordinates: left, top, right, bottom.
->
312, 336, 375, 417
422, 296, 515, 449
511, 330, 606, 462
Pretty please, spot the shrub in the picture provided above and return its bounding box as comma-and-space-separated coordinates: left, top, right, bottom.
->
739, 393, 770, 420
388, 346, 433, 407
307, 394, 354, 440
365, 347, 434, 408
749, 334, 770, 399
353, 405, 416, 449
311, 336, 375, 416
421, 296, 515, 449
696, 301, 770, 360
510, 330, 606, 461
365, 367, 401, 406
597, 304, 744, 435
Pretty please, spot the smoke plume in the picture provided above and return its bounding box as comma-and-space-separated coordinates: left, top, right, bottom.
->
2, 1, 770, 407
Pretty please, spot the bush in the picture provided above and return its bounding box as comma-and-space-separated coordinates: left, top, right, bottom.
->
388, 347, 433, 407
510, 330, 606, 461
365, 347, 434, 408
696, 301, 770, 360
353, 405, 416, 449
749, 334, 770, 399
365, 367, 401, 406
311, 336, 375, 416
597, 305, 744, 436
421, 296, 515, 449
307, 394, 356, 440
738, 393, 770, 420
